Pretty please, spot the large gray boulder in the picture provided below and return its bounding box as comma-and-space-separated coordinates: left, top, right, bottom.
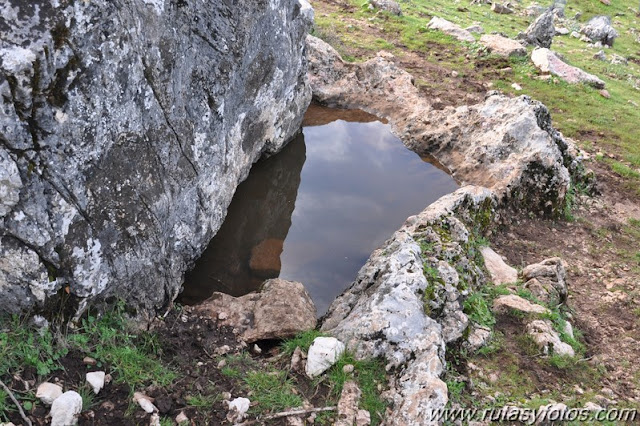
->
0, 0, 313, 314
581, 16, 618, 46
519, 8, 556, 48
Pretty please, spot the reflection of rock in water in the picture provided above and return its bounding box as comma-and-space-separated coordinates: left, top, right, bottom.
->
180, 134, 306, 303
302, 103, 385, 127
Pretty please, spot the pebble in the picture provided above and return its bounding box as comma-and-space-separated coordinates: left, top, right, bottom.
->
86, 371, 106, 394
134, 392, 157, 414
343, 364, 355, 374
36, 382, 63, 405
176, 412, 189, 424
83, 356, 97, 366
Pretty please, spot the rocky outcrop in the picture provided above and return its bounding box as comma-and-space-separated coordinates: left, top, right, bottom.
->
581, 16, 618, 46
519, 8, 555, 48
0, 0, 313, 314
522, 257, 568, 305
194, 278, 317, 343
321, 186, 493, 425
531, 48, 606, 89
307, 35, 587, 216
368, 0, 402, 16
481, 247, 518, 285
309, 34, 591, 424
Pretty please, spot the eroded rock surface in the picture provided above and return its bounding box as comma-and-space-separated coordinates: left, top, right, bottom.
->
581, 16, 618, 46
480, 34, 527, 57
0, 0, 312, 314
194, 278, 317, 343
427, 17, 475, 43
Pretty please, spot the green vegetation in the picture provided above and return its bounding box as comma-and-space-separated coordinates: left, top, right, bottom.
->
244, 370, 304, 413
324, 352, 388, 425
463, 289, 496, 328
281, 329, 326, 356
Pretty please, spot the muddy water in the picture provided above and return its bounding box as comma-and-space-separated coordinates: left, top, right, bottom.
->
180, 105, 459, 315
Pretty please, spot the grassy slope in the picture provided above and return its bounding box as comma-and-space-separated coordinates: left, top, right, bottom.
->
313, 0, 640, 193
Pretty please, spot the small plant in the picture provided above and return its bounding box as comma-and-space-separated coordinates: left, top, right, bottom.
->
463, 290, 496, 328
77, 385, 96, 411
186, 392, 220, 408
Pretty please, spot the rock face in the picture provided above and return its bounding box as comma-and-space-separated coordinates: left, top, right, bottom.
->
0, 0, 313, 314
427, 17, 476, 43
480, 35, 527, 57
194, 278, 317, 343
581, 16, 618, 46
520, 9, 555, 48
531, 48, 606, 89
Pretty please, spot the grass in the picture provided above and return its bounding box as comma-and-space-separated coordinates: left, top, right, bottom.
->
463, 289, 496, 328
324, 352, 388, 425
244, 370, 304, 413
185, 392, 221, 408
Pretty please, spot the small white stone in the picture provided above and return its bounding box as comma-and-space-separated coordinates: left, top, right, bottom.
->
149, 413, 161, 426
36, 382, 63, 405
343, 364, 355, 374
134, 392, 157, 413
86, 371, 106, 394
50, 391, 83, 426
511, 83, 522, 91
176, 411, 189, 424
227, 397, 251, 423
305, 337, 345, 377
218, 312, 228, 320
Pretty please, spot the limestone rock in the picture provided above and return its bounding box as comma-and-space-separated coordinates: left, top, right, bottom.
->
356, 410, 371, 426
195, 278, 317, 342
426, 17, 476, 42
0, 0, 313, 315
491, 3, 514, 14
610, 54, 628, 65
480, 35, 527, 57
36, 382, 63, 405
531, 48, 606, 88
594, 50, 607, 61
306, 337, 345, 377
86, 371, 105, 394
227, 397, 250, 424
335, 381, 362, 426
519, 9, 555, 48
307, 35, 586, 216
134, 392, 157, 414
50, 391, 83, 426
480, 247, 518, 285
538, 403, 569, 425
581, 16, 618, 46
526, 320, 575, 356
368, 0, 402, 15
466, 25, 484, 34
522, 257, 568, 304
464, 324, 492, 352
493, 295, 549, 315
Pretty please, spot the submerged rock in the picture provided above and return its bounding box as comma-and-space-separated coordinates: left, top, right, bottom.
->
531, 48, 606, 88
195, 278, 317, 343
0, 0, 313, 315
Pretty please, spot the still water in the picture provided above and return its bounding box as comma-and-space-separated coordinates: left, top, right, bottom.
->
180, 105, 459, 315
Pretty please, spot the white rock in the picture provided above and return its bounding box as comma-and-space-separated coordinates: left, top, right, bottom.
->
50, 391, 83, 426
149, 413, 161, 426
426, 17, 475, 42
531, 47, 605, 88
305, 337, 345, 377
480, 34, 527, 57
86, 371, 106, 394
511, 83, 522, 91
176, 411, 189, 424
36, 382, 63, 405
134, 392, 157, 413
227, 397, 251, 423
526, 320, 575, 357
480, 247, 518, 285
